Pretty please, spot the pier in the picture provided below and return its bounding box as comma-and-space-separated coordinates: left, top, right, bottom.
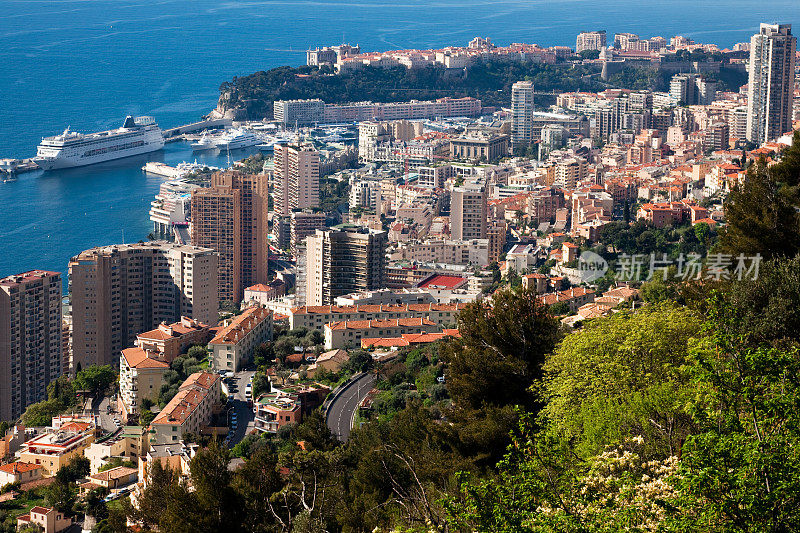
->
162, 118, 233, 139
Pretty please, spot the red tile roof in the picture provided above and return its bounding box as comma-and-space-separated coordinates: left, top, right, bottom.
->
0, 461, 41, 475
417, 275, 468, 290
210, 307, 271, 345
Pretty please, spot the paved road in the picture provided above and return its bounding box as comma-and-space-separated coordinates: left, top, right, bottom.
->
326, 373, 377, 442
224, 371, 256, 446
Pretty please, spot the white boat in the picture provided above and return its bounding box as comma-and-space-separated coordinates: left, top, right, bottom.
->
213, 129, 261, 150
191, 132, 218, 151
33, 116, 164, 170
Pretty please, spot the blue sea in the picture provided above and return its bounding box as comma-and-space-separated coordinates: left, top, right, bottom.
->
1, 0, 797, 284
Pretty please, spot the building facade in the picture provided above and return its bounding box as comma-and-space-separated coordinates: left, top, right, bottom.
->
0, 271, 62, 421
306, 227, 388, 306
451, 183, 488, 240
69, 242, 218, 369
746, 23, 796, 143
191, 171, 268, 303
209, 306, 273, 372
272, 143, 321, 216
511, 81, 535, 144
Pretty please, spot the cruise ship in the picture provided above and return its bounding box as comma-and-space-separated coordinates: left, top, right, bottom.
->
34, 116, 164, 170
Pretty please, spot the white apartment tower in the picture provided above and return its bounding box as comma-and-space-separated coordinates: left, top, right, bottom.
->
451, 183, 488, 240
576, 31, 607, 53
273, 142, 320, 216
746, 24, 796, 144
511, 81, 535, 144
0, 271, 63, 421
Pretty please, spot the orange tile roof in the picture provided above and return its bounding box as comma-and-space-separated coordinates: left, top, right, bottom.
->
327, 317, 436, 331
90, 466, 137, 482
151, 372, 219, 426
0, 461, 41, 475
121, 347, 169, 370
29, 506, 51, 515
209, 307, 271, 345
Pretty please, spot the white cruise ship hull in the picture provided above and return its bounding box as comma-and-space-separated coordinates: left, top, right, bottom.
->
34, 117, 165, 171
35, 140, 164, 170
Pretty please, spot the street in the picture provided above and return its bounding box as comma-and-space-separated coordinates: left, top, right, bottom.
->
326, 373, 377, 441
223, 370, 256, 447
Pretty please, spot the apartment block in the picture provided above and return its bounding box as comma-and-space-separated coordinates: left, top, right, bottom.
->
118, 347, 169, 424
209, 306, 273, 372
290, 210, 327, 256
69, 242, 218, 369
289, 301, 465, 331
746, 23, 796, 143
18, 417, 96, 477
0, 271, 62, 421
450, 132, 509, 161
576, 30, 607, 53
191, 171, 268, 303
135, 317, 213, 363
324, 317, 440, 349
273, 99, 325, 125
273, 143, 320, 216
451, 183, 488, 240
305, 227, 388, 306
149, 372, 221, 445
511, 81, 535, 144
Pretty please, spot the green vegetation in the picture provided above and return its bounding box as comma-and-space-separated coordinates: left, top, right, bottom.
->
219, 59, 606, 119
113, 135, 800, 532
21, 365, 116, 427
319, 176, 349, 213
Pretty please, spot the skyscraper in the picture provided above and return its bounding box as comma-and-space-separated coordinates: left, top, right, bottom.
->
69, 242, 218, 369
272, 143, 320, 216
746, 24, 796, 144
305, 227, 387, 306
191, 171, 269, 302
451, 182, 488, 240
0, 271, 63, 421
511, 81, 535, 145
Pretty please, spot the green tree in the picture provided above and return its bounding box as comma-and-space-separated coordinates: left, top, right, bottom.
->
441, 286, 560, 410
541, 303, 701, 459
719, 157, 800, 259
74, 365, 117, 397
186, 345, 208, 361
670, 294, 800, 531
189, 441, 244, 532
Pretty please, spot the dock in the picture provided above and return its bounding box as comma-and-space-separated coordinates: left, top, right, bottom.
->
162, 118, 233, 139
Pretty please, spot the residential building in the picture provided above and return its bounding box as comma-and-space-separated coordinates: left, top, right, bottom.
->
305, 349, 349, 377
252, 391, 301, 433
243, 281, 286, 307
69, 242, 218, 368
119, 348, 170, 424
305, 227, 388, 306
538, 287, 596, 313
390, 239, 490, 266
149, 372, 221, 445
273, 143, 320, 215
289, 301, 466, 331
576, 30, 607, 53
17, 418, 96, 477
451, 183, 488, 240
0, 461, 42, 486
16, 507, 73, 533
290, 210, 327, 256
191, 171, 268, 303
273, 99, 325, 125
511, 81, 535, 144
0, 271, 62, 421
209, 306, 273, 372
487, 219, 507, 263
89, 466, 138, 491
746, 24, 797, 143
324, 317, 441, 349
84, 427, 148, 474
320, 97, 482, 123
134, 317, 213, 364
669, 73, 717, 105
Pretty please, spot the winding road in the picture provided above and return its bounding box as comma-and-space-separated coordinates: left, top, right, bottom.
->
326, 372, 377, 441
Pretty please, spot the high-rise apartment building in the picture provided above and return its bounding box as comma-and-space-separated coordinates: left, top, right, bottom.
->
305, 227, 388, 306
746, 24, 796, 143
511, 81, 535, 144
290, 210, 327, 257
69, 242, 218, 369
272, 143, 320, 216
0, 271, 62, 421
191, 171, 268, 303
669, 74, 717, 106
451, 183, 488, 240
576, 31, 607, 53
273, 99, 325, 125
